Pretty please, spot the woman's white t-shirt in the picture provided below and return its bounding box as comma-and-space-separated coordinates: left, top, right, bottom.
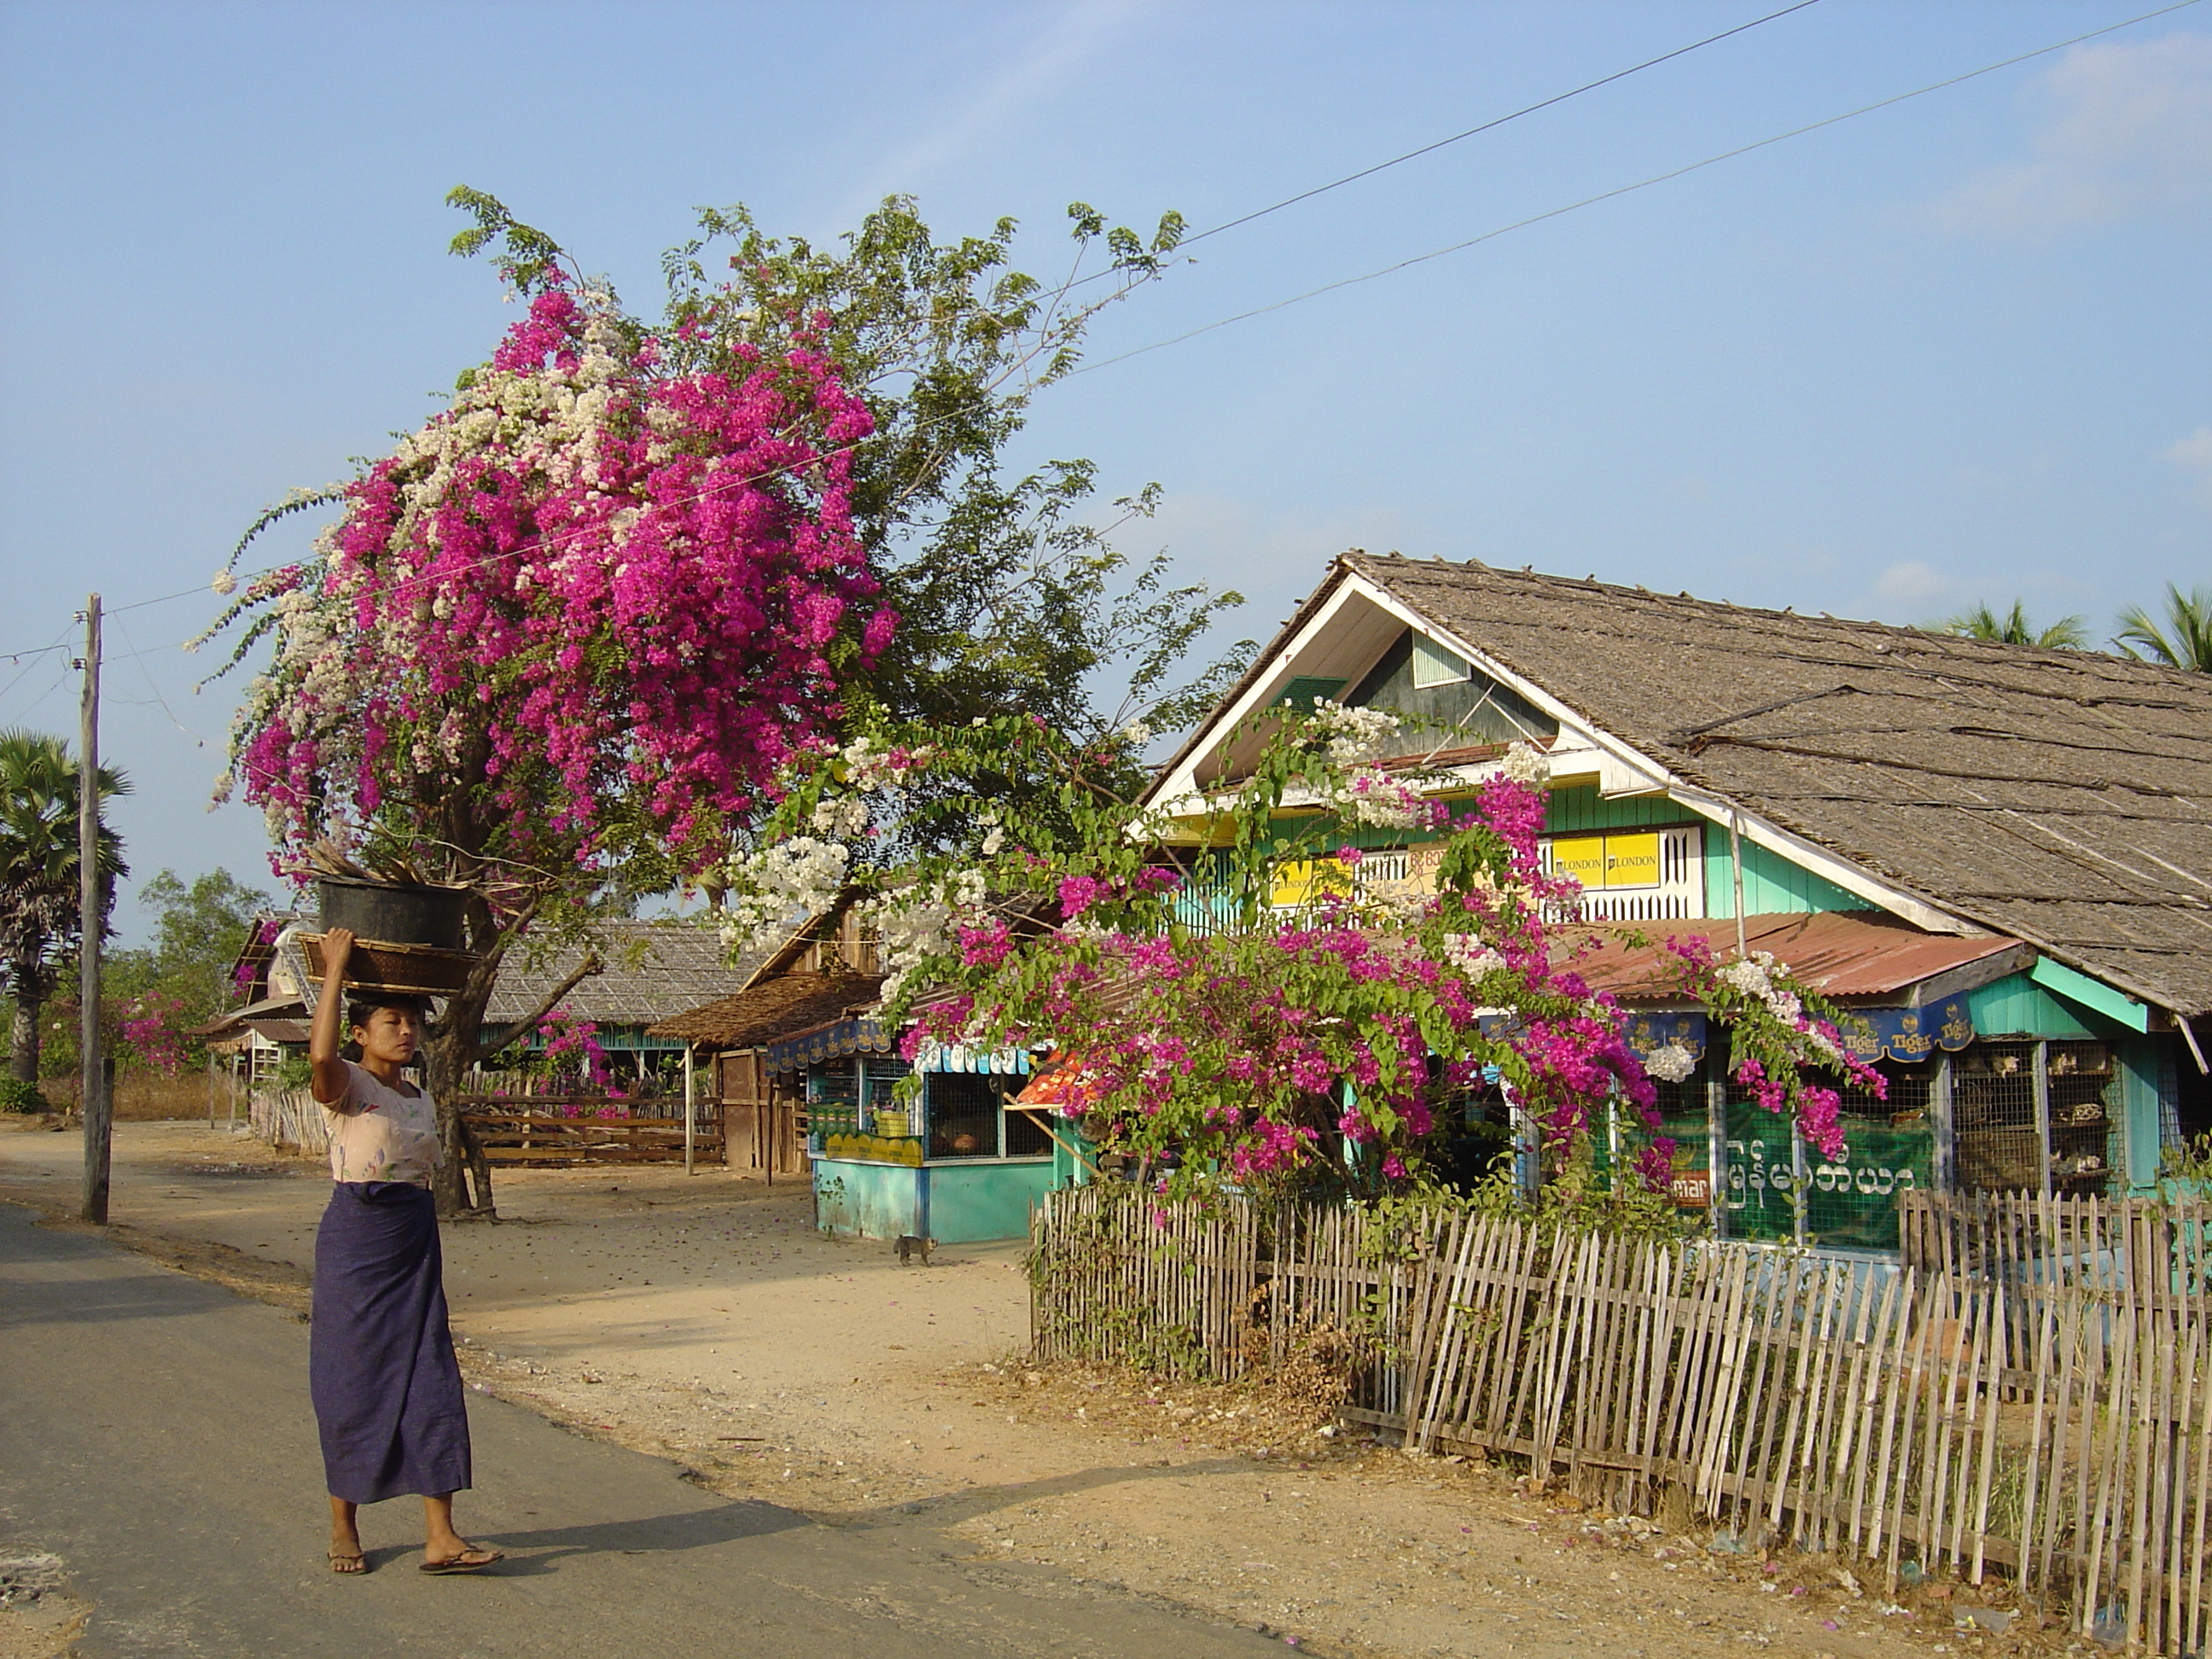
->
321, 1059, 441, 1185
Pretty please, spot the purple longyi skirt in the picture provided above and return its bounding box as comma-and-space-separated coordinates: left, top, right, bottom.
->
310, 1181, 472, 1504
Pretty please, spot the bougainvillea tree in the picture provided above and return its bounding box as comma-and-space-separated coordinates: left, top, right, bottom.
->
202, 279, 884, 1215
721, 704, 1881, 1208
201, 189, 1231, 1217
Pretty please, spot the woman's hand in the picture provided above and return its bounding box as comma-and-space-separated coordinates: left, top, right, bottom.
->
309, 928, 357, 1106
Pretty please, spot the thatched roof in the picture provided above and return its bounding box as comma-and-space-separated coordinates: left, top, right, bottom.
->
485, 920, 756, 1027
647, 969, 884, 1047
1196, 555, 2211, 1017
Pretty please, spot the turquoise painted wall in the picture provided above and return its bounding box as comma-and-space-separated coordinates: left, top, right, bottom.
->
811, 1155, 1056, 1243
924, 1161, 1057, 1243
1964, 973, 2131, 1040
1701, 830, 1871, 917
813, 1159, 922, 1241
2116, 1038, 2173, 1195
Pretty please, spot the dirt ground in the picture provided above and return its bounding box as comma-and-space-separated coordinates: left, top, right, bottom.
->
0, 1118, 2074, 1659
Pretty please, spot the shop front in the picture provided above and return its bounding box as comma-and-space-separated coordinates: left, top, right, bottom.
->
778, 1017, 1059, 1243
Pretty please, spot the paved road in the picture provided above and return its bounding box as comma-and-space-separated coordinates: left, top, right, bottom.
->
0, 1202, 1280, 1658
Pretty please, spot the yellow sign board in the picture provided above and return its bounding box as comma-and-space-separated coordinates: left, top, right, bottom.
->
1604, 832, 1661, 888
1547, 835, 1605, 888
1547, 830, 1666, 891
1270, 858, 1353, 907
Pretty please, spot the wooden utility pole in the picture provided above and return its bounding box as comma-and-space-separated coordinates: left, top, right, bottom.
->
79, 595, 109, 1225
683, 1044, 696, 1177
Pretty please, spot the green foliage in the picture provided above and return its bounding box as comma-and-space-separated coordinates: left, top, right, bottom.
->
1, 728, 129, 1082
0, 1077, 49, 1114
107, 869, 271, 1022
2115, 583, 2212, 672
275, 1051, 315, 1093
1935, 600, 2089, 649
733, 704, 1872, 1208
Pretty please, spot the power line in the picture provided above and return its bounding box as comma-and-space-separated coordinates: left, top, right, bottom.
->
1072, 0, 2206, 377
1183, 0, 1824, 250
6, 0, 2197, 672
0, 626, 78, 713
0, 3, 1837, 661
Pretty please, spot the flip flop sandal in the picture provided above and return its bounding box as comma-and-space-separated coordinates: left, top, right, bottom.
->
327, 1549, 368, 1575
420, 1545, 504, 1575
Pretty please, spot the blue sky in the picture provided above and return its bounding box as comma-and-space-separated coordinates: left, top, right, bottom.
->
2, 0, 2207, 941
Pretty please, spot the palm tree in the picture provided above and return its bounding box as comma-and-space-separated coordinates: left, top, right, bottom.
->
0, 730, 129, 1084
1936, 600, 2090, 649
2114, 584, 2212, 672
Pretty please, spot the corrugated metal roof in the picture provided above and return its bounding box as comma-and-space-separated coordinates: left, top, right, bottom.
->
1562, 912, 2025, 1003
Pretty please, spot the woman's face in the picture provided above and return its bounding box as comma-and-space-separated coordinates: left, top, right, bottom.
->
352, 1005, 422, 1067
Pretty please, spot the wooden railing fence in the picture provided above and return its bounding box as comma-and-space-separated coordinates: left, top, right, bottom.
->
247, 1089, 719, 1166
1033, 1185, 2212, 1652
456, 1096, 721, 1165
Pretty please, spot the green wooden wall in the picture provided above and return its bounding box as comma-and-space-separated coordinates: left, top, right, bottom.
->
1963, 972, 2132, 1040
1542, 783, 1699, 834
1700, 828, 1871, 917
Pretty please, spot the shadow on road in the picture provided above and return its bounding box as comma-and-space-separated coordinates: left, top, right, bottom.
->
440, 1496, 812, 1575
847, 1456, 1260, 1533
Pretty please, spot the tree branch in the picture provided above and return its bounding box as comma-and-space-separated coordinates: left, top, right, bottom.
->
468, 947, 603, 1067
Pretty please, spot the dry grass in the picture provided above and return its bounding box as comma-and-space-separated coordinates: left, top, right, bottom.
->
32, 1074, 240, 1121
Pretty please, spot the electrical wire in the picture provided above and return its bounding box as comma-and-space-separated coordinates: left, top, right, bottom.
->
0, 3, 1836, 659
1071, 0, 2205, 376
8, 0, 2198, 670
0, 626, 79, 713
1175, 0, 1822, 253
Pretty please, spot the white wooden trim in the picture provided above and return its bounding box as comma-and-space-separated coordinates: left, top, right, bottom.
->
1148, 575, 1376, 804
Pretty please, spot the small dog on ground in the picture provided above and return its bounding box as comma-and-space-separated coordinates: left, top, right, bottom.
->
895, 1234, 934, 1266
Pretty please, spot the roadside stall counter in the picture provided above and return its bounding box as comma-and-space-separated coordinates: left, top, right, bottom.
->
775, 1019, 1056, 1243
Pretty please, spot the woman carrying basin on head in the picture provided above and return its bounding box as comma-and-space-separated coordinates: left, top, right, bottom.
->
309, 926, 502, 1576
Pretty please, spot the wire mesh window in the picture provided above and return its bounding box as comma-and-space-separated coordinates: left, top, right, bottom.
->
1801, 1059, 1936, 1251
2046, 1041, 2115, 1195
1725, 1075, 1802, 1243
861, 1057, 911, 1115
926, 1073, 1001, 1158
1595, 1068, 1717, 1213
1954, 1041, 2045, 1195
1004, 1107, 1052, 1158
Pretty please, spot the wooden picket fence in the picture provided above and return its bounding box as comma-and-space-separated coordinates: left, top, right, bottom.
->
1032, 1185, 2212, 1651
248, 1086, 329, 1154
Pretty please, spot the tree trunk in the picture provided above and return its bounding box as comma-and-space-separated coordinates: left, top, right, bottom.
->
428, 969, 498, 1220
9, 989, 39, 1084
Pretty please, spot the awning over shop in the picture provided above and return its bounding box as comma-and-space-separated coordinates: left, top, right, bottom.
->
766, 1016, 895, 1072
910, 1042, 1034, 1076
1015, 1056, 1092, 1109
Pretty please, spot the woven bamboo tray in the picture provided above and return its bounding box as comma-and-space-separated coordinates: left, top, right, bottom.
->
300, 932, 476, 997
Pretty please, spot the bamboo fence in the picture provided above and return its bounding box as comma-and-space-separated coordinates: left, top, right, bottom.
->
1032, 1184, 2212, 1651
248, 1086, 329, 1154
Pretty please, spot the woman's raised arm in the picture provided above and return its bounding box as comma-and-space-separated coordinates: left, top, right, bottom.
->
310, 928, 355, 1106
